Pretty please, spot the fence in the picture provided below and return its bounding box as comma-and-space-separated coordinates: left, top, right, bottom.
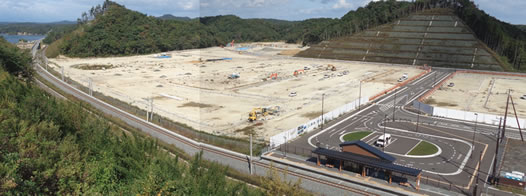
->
433, 106, 526, 128
270, 97, 369, 148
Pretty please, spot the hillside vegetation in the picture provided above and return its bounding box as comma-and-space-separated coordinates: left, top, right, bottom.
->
49, 0, 414, 57
0, 22, 74, 35
455, 0, 526, 71
0, 37, 308, 195
48, 0, 526, 71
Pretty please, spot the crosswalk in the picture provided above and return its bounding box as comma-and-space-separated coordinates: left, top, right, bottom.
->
378, 103, 401, 112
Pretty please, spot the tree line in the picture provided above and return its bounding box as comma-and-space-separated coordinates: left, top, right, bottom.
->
50, 0, 526, 71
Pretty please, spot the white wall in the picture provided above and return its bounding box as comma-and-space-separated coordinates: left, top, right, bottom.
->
270, 97, 369, 148
432, 107, 526, 128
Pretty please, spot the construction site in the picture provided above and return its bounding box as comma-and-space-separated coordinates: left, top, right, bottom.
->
425, 72, 526, 118
47, 42, 424, 139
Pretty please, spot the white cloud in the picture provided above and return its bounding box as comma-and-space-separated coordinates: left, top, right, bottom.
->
332, 0, 352, 9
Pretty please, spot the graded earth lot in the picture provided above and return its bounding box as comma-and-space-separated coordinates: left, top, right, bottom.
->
48, 43, 423, 139
426, 73, 526, 118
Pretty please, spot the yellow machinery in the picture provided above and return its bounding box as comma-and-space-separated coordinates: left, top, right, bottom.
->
248, 106, 280, 122
327, 64, 336, 71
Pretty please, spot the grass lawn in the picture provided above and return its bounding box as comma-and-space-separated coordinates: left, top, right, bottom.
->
343, 131, 372, 141
408, 141, 438, 156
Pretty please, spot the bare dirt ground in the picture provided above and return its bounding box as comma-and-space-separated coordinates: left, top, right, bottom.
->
427, 73, 526, 118
48, 42, 422, 139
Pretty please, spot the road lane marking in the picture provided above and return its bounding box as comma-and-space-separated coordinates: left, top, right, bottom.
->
404, 140, 422, 156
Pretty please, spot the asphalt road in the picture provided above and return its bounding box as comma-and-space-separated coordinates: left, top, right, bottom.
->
285, 69, 517, 195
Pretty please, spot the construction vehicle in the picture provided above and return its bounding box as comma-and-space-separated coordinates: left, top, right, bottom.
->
248, 106, 280, 122
293, 69, 304, 76
269, 73, 278, 80
228, 73, 240, 79
327, 64, 336, 71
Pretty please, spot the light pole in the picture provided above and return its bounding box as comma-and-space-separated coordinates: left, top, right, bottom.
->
471, 113, 478, 158
383, 114, 387, 152
416, 101, 421, 132
283, 135, 287, 158
358, 81, 362, 111
321, 93, 325, 131
393, 88, 397, 122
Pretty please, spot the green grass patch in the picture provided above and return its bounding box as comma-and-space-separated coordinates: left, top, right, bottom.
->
343, 131, 372, 141
408, 141, 438, 156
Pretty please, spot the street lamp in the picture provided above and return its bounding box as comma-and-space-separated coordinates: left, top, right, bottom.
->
321, 93, 325, 131
383, 114, 387, 152
471, 113, 478, 158
416, 101, 421, 133
358, 81, 362, 111
393, 88, 397, 122
283, 135, 287, 158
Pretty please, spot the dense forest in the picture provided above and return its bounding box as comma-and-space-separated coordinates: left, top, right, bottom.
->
50, 0, 414, 57
0, 22, 75, 35
454, 0, 526, 71
0, 37, 307, 195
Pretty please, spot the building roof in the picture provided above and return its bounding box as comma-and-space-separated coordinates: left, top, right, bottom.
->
313, 148, 421, 176
339, 140, 396, 162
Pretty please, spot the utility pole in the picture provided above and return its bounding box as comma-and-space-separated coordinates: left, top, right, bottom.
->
393, 88, 397, 122
88, 78, 93, 96
509, 95, 524, 141
502, 89, 511, 140
471, 113, 478, 158
416, 101, 421, 132
250, 134, 253, 175
150, 98, 154, 121
321, 93, 325, 130
383, 114, 387, 152
283, 135, 287, 158
358, 81, 362, 111
492, 117, 502, 184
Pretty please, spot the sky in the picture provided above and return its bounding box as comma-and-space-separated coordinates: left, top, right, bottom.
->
0, 0, 524, 24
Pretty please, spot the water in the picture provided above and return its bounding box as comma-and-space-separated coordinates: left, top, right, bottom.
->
0, 34, 45, 44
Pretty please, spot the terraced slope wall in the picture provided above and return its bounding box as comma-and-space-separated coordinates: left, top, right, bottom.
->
297, 9, 502, 71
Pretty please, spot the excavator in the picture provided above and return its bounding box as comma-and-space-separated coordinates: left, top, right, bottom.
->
293, 69, 304, 76
327, 64, 336, 71
248, 106, 280, 122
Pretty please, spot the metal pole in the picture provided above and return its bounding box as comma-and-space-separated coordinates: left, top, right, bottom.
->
509, 95, 524, 141
250, 134, 253, 175
383, 114, 387, 152
393, 88, 396, 122
359, 81, 362, 111
321, 93, 325, 130
284, 135, 287, 158
492, 117, 502, 184
473, 150, 482, 196
416, 102, 421, 132
502, 90, 511, 139
471, 113, 478, 158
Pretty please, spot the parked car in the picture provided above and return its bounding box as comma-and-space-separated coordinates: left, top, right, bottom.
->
448, 82, 455, 87
375, 134, 392, 147
521, 96, 526, 100
289, 91, 297, 97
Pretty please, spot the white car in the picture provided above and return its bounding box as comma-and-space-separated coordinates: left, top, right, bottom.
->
289, 91, 297, 97
375, 134, 392, 147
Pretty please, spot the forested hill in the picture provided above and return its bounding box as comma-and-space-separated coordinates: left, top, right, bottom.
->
50, 0, 526, 71
49, 0, 414, 57
454, 0, 526, 71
